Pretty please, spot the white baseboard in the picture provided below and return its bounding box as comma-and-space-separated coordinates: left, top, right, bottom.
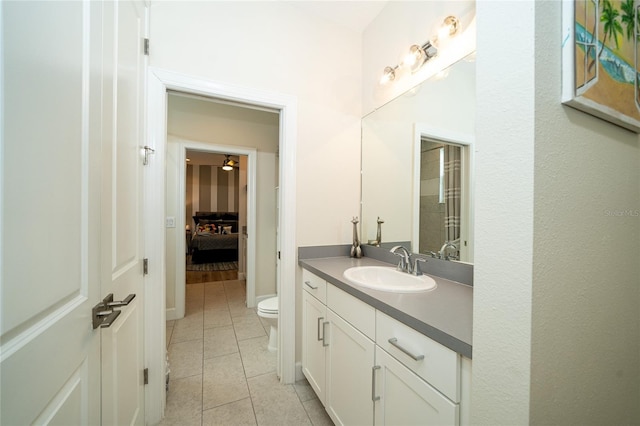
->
295, 362, 305, 382
166, 307, 177, 321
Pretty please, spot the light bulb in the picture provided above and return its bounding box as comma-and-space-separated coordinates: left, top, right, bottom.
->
437, 16, 459, 41
403, 45, 424, 69
379, 66, 396, 85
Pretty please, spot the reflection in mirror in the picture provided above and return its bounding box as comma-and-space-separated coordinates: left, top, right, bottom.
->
418, 139, 463, 259
361, 54, 475, 262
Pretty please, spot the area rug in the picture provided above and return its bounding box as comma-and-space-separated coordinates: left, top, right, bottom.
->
186, 260, 238, 272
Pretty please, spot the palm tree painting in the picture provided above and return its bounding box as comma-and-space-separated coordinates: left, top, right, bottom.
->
565, 0, 640, 132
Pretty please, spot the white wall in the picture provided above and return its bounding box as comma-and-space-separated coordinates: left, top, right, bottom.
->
150, 0, 363, 360
473, 1, 640, 424
150, 1, 362, 247
530, 1, 640, 422
472, 1, 535, 422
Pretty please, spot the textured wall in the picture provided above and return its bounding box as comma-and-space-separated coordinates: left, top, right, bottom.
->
529, 1, 640, 423
472, 0, 535, 422
472, 0, 640, 423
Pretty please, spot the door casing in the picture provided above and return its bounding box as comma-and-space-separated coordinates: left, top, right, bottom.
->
144, 67, 297, 424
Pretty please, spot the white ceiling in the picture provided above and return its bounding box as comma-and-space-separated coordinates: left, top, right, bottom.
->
291, 1, 388, 33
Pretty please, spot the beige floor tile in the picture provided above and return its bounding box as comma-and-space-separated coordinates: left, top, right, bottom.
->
204, 308, 233, 329
203, 352, 250, 410
233, 313, 267, 341
302, 398, 333, 426
166, 325, 174, 347
204, 282, 226, 296
202, 397, 257, 426
168, 339, 203, 379
165, 278, 319, 426
248, 373, 312, 426
257, 316, 272, 335
293, 379, 317, 403
160, 375, 203, 426
204, 325, 238, 359
229, 302, 255, 318
238, 336, 276, 378
171, 323, 203, 344
186, 282, 205, 299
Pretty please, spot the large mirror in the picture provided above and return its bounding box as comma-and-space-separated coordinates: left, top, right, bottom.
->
361, 54, 475, 262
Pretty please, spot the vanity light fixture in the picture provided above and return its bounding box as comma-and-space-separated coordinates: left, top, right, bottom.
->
380, 15, 459, 84
379, 65, 399, 85
222, 154, 236, 171
403, 41, 438, 72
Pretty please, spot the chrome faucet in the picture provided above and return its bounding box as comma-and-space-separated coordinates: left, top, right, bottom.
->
412, 257, 428, 275
439, 241, 458, 260
390, 246, 412, 273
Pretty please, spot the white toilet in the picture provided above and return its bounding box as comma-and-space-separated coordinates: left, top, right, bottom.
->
257, 296, 278, 352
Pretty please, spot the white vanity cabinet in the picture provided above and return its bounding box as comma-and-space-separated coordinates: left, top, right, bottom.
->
374, 311, 463, 425
300, 268, 471, 426
374, 347, 458, 425
302, 287, 327, 403
302, 270, 376, 426
325, 285, 376, 426
301, 269, 329, 403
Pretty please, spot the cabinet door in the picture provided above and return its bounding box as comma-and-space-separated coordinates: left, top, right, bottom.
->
374, 347, 459, 426
326, 309, 375, 426
302, 289, 328, 404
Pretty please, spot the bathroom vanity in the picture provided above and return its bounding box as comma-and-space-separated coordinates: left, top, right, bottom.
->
299, 255, 472, 426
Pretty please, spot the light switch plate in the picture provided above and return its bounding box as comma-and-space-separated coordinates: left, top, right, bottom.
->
165, 216, 176, 228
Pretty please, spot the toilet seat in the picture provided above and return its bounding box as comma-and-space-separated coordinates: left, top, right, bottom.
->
257, 296, 278, 317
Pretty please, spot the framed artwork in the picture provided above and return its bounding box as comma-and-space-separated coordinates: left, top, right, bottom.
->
562, 0, 640, 133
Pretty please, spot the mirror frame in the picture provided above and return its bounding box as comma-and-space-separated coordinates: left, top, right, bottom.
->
411, 125, 474, 261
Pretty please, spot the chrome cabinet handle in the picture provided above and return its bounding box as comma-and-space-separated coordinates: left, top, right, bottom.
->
322, 321, 329, 347
372, 365, 381, 401
317, 317, 324, 341
304, 281, 318, 290
388, 337, 424, 361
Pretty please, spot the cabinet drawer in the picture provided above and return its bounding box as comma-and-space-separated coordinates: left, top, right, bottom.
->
376, 311, 460, 402
301, 269, 327, 304
327, 284, 375, 340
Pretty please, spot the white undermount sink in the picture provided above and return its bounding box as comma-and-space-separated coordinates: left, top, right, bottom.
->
342, 266, 437, 293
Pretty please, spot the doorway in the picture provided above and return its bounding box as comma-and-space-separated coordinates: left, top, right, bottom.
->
145, 68, 298, 423
166, 139, 259, 321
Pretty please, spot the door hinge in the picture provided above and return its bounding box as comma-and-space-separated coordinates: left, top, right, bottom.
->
143, 145, 155, 166
144, 38, 149, 56
143, 368, 149, 385
143, 258, 149, 275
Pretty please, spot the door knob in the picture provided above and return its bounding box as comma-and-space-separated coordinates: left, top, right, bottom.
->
92, 293, 136, 329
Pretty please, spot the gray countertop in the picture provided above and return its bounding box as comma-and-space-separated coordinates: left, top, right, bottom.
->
299, 256, 473, 358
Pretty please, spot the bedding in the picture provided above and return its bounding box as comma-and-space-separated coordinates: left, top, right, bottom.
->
190, 211, 240, 264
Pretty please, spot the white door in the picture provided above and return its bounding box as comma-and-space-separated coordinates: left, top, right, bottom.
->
325, 310, 375, 426
0, 1, 146, 424
374, 347, 458, 425
99, 1, 147, 424
301, 289, 327, 404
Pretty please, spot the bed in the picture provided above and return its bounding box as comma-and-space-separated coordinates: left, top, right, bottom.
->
190, 212, 239, 264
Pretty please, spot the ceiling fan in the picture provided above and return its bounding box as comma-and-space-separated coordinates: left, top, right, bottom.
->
222, 154, 238, 171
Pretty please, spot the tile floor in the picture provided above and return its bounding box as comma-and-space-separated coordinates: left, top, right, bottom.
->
162, 279, 334, 426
